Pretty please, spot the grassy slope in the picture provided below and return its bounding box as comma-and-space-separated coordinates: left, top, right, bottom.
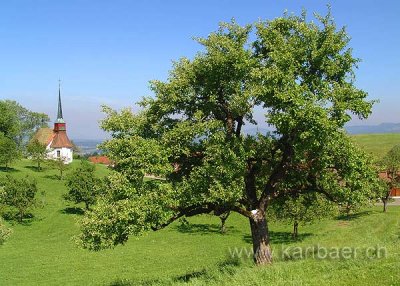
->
351, 133, 400, 159
0, 135, 399, 285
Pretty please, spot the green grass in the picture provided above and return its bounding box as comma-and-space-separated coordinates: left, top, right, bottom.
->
0, 158, 400, 285
352, 133, 400, 160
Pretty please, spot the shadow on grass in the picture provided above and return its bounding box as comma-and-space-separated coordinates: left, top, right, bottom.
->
24, 165, 43, 172
174, 223, 238, 235
108, 280, 134, 286
243, 231, 313, 244
175, 257, 240, 282
336, 210, 372, 221
43, 174, 62, 180
2, 212, 40, 226
0, 166, 20, 173
60, 207, 85, 215
107, 257, 241, 286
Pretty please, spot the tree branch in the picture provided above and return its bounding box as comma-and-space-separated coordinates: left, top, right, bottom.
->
231, 204, 253, 218
151, 204, 215, 231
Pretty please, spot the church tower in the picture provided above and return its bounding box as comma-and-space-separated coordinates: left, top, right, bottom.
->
30, 82, 74, 164
54, 83, 66, 131
49, 82, 74, 163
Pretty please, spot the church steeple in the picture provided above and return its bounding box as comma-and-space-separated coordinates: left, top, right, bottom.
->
56, 80, 65, 124
54, 81, 66, 131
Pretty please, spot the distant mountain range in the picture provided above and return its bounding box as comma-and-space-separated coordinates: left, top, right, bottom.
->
345, 123, 400, 135
244, 123, 400, 136
72, 139, 104, 155
72, 123, 400, 153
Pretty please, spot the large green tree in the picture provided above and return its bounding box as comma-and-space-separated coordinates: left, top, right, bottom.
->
0, 133, 18, 169
0, 100, 49, 148
78, 12, 378, 265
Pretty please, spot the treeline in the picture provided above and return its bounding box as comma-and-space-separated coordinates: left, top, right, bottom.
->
0, 100, 49, 244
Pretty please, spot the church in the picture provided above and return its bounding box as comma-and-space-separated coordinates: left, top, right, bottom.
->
33, 85, 74, 164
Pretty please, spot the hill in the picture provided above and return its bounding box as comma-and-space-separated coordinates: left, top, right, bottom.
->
351, 133, 400, 159
0, 159, 399, 285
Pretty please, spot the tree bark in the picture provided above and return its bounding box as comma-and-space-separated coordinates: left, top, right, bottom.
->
249, 210, 272, 265
292, 221, 298, 239
219, 212, 230, 234
383, 199, 388, 213
18, 211, 23, 223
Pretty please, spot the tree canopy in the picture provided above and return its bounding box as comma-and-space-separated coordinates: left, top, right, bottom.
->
27, 139, 48, 171
0, 133, 18, 169
78, 11, 379, 265
0, 100, 49, 148
64, 161, 100, 210
0, 175, 38, 222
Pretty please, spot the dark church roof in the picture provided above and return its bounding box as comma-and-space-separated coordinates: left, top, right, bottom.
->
32, 128, 73, 149
51, 131, 73, 148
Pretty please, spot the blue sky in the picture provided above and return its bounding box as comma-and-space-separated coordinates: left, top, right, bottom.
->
0, 0, 399, 139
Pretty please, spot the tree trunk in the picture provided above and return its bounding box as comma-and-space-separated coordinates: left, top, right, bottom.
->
345, 204, 351, 217
18, 210, 23, 223
292, 221, 298, 239
85, 202, 90, 210
249, 211, 272, 265
383, 199, 388, 213
219, 212, 230, 234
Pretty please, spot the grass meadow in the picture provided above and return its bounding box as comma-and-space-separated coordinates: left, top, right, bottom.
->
351, 133, 400, 159
0, 133, 399, 285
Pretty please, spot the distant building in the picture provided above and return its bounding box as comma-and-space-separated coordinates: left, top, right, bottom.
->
32, 84, 73, 164
379, 172, 400, 198
88, 156, 113, 166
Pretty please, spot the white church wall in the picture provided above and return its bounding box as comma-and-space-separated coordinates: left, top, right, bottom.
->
46, 146, 73, 164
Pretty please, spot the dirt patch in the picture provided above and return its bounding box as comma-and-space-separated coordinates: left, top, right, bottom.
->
337, 221, 350, 227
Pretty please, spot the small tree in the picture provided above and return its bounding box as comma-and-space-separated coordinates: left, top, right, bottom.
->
0, 175, 37, 222
47, 156, 69, 180
64, 161, 100, 210
27, 139, 47, 171
0, 133, 18, 169
379, 145, 400, 212
0, 187, 11, 244
268, 193, 336, 239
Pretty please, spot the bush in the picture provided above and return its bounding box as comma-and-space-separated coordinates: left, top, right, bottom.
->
0, 175, 38, 222
0, 218, 11, 245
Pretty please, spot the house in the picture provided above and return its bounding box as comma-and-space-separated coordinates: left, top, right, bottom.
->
88, 155, 112, 166
32, 84, 74, 164
378, 171, 400, 198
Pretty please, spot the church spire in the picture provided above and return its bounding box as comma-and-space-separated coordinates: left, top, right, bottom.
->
56, 80, 65, 123
57, 80, 63, 119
